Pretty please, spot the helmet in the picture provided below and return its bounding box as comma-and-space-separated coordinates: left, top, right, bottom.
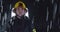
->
14, 1, 27, 11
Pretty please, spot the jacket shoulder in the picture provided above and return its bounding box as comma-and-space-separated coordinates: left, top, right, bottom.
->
8, 16, 16, 26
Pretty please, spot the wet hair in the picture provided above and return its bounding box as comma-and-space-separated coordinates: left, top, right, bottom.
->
13, 1, 27, 13
13, 7, 27, 13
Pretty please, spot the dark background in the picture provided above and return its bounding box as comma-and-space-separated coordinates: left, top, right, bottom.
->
0, 0, 60, 32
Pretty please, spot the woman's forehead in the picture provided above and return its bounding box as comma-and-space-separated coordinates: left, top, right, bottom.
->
16, 7, 25, 11
15, 6, 26, 11
17, 6, 23, 9
16, 7, 24, 10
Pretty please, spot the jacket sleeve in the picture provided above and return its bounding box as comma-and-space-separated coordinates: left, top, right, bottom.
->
24, 19, 32, 32
29, 19, 33, 32
24, 16, 33, 32
6, 18, 14, 32
27, 18, 32, 32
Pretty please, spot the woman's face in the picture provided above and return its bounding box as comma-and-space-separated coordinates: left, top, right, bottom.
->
15, 7, 26, 16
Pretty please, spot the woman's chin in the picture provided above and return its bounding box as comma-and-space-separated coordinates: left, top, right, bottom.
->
18, 15, 23, 17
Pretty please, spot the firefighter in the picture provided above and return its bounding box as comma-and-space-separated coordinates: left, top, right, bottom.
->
6, 1, 32, 32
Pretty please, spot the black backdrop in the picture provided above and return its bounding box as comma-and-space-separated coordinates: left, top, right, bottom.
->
0, 0, 60, 32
